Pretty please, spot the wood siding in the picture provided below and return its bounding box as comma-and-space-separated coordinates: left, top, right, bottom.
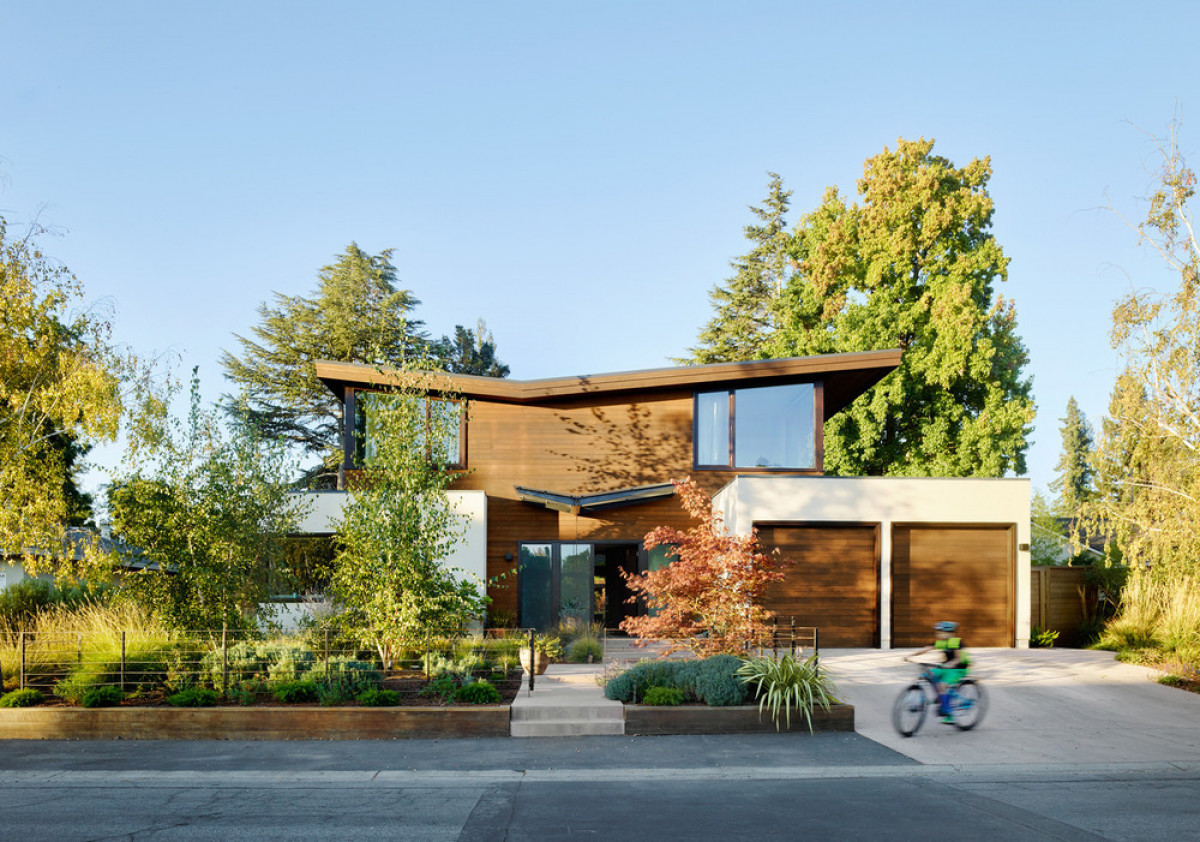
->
891, 525, 1015, 647
757, 525, 880, 647
1030, 566, 1092, 646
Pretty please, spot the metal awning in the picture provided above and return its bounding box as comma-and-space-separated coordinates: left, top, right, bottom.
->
514, 482, 676, 516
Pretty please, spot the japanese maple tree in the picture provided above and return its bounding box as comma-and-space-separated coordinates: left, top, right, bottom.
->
620, 478, 793, 656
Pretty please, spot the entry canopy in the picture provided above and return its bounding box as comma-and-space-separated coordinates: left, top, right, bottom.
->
514, 482, 676, 516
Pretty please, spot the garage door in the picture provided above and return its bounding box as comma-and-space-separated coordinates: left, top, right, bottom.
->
892, 525, 1014, 647
757, 525, 879, 648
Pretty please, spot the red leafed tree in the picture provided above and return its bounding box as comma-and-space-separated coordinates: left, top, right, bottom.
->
619, 478, 793, 656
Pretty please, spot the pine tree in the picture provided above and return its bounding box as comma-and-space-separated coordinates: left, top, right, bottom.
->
1050, 397, 1095, 514
432, 320, 510, 377
687, 173, 793, 363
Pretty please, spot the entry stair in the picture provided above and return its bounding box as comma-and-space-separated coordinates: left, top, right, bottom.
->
509, 664, 624, 737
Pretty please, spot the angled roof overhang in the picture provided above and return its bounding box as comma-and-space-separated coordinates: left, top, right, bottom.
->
315, 348, 902, 420
514, 482, 676, 516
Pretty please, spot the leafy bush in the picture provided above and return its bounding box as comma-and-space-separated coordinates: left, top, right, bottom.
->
273, 680, 319, 703
737, 653, 839, 732
694, 655, 747, 706
317, 681, 354, 706
168, 687, 219, 707
420, 676, 460, 702
228, 677, 268, 706
1158, 674, 1185, 687
305, 658, 382, 694
81, 686, 123, 708
603, 659, 688, 703
642, 686, 684, 706
566, 637, 603, 663
0, 688, 44, 708
358, 689, 402, 706
454, 679, 501, 704
1031, 626, 1060, 648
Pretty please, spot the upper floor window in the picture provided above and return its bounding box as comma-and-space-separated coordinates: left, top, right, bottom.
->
355, 392, 465, 469
695, 383, 816, 470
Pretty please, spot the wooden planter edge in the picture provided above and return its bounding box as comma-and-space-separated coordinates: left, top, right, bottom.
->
623, 703, 855, 736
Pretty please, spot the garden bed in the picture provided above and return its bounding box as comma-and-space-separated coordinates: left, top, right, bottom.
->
624, 703, 854, 736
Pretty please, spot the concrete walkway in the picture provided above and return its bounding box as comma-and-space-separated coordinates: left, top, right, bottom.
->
509, 664, 622, 737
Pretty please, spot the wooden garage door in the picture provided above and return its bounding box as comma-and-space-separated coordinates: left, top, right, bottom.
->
892, 525, 1014, 647
758, 525, 879, 648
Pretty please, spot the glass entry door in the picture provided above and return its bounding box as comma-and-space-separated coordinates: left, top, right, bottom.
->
518, 543, 595, 631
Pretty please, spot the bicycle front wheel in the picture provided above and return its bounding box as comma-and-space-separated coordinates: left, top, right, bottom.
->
892, 683, 927, 737
951, 679, 986, 731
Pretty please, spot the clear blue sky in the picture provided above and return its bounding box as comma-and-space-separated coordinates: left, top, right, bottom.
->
2, 1, 1196, 496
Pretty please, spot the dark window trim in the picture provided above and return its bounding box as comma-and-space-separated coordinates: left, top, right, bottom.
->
692, 381, 824, 472
347, 388, 468, 470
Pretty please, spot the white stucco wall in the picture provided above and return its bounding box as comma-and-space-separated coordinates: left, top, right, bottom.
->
713, 476, 1032, 649
291, 490, 488, 587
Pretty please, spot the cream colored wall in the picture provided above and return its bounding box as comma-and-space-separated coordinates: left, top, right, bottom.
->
714, 476, 1032, 649
292, 490, 488, 587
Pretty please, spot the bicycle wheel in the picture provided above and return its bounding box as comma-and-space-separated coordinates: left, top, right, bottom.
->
892, 683, 927, 737
950, 680, 985, 731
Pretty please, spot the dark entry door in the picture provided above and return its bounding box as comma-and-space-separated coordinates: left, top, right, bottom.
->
518, 543, 595, 631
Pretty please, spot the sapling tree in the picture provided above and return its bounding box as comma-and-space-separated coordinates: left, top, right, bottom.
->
620, 478, 792, 656
328, 366, 487, 668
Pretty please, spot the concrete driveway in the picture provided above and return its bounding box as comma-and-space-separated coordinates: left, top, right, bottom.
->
822, 647, 1200, 766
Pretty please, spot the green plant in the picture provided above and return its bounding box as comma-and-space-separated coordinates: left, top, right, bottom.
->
357, 688, 402, 706
487, 609, 517, 629
168, 687, 219, 707
566, 637, 603, 664
81, 686, 123, 708
642, 686, 684, 706
454, 679, 501, 704
316, 681, 354, 706
694, 655, 747, 706
603, 659, 699, 703
273, 680, 319, 703
532, 635, 563, 659
228, 677, 268, 706
737, 652, 838, 732
1158, 674, 1186, 687
419, 676, 460, 702
0, 688, 44, 708
1031, 626, 1060, 648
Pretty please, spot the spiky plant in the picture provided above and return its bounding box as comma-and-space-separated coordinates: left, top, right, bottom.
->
736, 652, 839, 732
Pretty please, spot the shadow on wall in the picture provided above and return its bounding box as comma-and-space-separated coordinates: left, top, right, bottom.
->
550, 402, 690, 494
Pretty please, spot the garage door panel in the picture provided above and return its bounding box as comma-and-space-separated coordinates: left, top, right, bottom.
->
892, 525, 1014, 647
759, 525, 879, 648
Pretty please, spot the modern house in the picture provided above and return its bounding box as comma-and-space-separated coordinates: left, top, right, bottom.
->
302, 350, 1032, 648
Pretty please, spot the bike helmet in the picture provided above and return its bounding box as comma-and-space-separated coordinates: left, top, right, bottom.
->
934, 621, 958, 633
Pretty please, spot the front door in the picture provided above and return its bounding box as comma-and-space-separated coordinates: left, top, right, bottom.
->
518, 542, 644, 631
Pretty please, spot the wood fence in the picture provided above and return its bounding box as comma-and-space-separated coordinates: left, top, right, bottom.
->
1030, 566, 1094, 646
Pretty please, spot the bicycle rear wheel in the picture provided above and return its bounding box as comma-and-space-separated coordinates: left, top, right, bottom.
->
950, 679, 985, 730
892, 683, 927, 737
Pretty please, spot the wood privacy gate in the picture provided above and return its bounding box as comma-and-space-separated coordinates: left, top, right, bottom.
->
1030, 565, 1092, 646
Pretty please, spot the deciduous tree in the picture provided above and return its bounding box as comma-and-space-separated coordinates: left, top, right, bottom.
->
768, 139, 1034, 476
620, 478, 792, 656
328, 367, 487, 668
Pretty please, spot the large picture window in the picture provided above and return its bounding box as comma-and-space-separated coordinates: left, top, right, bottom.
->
694, 382, 816, 470
355, 392, 465, 469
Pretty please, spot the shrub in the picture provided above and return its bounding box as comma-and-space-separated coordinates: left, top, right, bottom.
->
642, 686, 684, 706
1031, 626, 1060, 648
737, 652, 839, 732
358, 689, 402, 706
273, 680, 319, 703
316, 682, 354, 706
306, 658, 382, 694
0, 688, 44, 708
228, 677, 268, 706
604, 659, 700, 703
168, 687, 219, 707
1159, 674, 1185, 687
81, 686, 123, 708
420, 676, 460, 702
566, 637, 604, 663
454, 679, 501, 705
694, 655, 747, 706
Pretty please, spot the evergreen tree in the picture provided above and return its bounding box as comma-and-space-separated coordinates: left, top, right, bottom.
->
1050, 397, 1095, 514
768, 138, 1034, 477
687, 173, 793, 363
431, 320, 510, 377
220, 243, 425, 469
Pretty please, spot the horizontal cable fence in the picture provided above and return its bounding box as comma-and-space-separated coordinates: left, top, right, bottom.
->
3, 627, 537, 699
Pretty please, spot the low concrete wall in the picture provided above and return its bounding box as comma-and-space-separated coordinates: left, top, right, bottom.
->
0, 706, 510, 740
624, 703, 854, 736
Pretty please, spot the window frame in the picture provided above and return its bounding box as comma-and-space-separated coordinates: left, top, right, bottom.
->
349, 388, 467, 471
692, 381, 823, 473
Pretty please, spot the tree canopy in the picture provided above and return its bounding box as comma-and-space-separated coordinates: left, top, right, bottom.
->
431, 320, 510, 377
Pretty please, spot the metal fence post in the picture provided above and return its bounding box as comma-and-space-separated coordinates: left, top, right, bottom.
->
120, 632, 126, 691
20, 632, 26, 690
527, 628, 535, 693
221, 622, 228, 696
324, 627, 330, 682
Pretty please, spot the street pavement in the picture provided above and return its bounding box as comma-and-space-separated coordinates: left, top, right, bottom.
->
0, 648, 1196, 840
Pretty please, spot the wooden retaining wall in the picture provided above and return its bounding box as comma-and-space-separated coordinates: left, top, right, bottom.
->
624, 704, 854, 736
0, 706, 511, 741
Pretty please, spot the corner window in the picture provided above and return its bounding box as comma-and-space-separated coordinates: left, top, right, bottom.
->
356, 392, 465, 469
695, 383, 816, 470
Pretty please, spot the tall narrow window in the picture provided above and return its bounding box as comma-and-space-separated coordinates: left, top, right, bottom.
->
695, 391, 730, 467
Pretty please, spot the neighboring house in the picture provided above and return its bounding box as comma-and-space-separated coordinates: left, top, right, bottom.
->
305, 350, 1032, 648
0, 526, 149, 592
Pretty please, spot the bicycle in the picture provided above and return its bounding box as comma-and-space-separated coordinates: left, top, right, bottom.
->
892, 659, 986, 737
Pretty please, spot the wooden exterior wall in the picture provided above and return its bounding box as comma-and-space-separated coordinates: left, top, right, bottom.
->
1030, 566, 1092, 646
757, 525, 880, 647
451, 392, 756, 616
891, 524, 1015, 647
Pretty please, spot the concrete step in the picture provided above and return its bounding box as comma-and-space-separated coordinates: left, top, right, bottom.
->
510, 718, 625, 737
510, 704, 624, 723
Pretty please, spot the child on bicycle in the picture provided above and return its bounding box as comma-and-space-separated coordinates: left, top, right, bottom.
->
908, 621, 969, 722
